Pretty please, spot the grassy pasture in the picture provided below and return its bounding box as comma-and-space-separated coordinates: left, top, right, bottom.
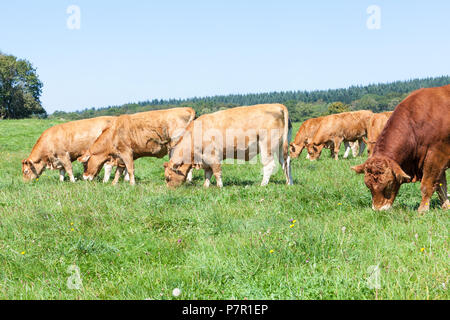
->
0, 119, 448, 300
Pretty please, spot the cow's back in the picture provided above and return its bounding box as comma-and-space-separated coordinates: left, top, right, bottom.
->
31, 116, 115, 160
313, 110, 373, 143
197, 104, 287, 132
292, 117, 325, 147
374, 85, 450, 167
112, 107, 196, 156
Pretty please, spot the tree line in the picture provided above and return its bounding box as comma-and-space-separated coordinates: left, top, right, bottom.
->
52, 75, 449, 123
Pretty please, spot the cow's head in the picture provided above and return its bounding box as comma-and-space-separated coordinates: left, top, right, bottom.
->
306, 143, 324, 161
289, 142, 304, 159
22, 158, 45, 181
164, 161, 191, 188
352, 156, 411, 211
77, 152, 109, 181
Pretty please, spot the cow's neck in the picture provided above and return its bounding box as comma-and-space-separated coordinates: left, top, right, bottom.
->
29, 136, 47, 163
373, 111, 415, 170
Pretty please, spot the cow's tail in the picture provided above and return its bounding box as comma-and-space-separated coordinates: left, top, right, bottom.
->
282, 107, 292, 162
281, 106, 293, 185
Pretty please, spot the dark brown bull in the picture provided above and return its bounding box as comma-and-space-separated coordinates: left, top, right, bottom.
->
352, 85, 450, 212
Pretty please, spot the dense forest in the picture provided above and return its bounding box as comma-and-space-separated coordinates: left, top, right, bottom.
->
50, 75, 450, 123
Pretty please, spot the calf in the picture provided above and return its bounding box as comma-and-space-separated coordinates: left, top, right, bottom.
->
352, 85, 449, 212
363, 111, 394, 157
164, 104, 293, 188
22, 116, 116, 182
306, 110, 373, 160
78, 107, 196, 185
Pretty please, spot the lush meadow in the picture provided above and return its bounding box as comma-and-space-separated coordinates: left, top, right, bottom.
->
0, 119, 448, 299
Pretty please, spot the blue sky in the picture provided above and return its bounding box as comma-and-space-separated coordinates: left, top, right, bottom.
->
1, 0, 449, 113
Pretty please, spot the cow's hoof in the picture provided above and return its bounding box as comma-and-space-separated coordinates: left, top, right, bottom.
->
418, 205, 430, 213
442, 200, 450, 210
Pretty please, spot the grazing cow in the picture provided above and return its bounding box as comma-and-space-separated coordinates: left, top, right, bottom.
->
22, 117, 117, 182
290, 117, 357, 160
352, 85, 449, 212
290, 117, 328, 159
78, 108, 196, 185
306, 110, 373, 160
363, 111, 394, 157
164, 104, 293, 188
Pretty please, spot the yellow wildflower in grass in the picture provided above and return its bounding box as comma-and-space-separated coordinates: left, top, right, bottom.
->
420, 248, 425, 252
71, 228, 75, 232
70, 222, 74, 226
21, 251, 25, 255
269, 250, 274, 254
290, 224, 295, 228
338, 203, 342, 206
292, 220, 297, 224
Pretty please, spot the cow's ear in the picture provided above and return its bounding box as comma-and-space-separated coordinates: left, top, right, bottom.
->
163, 162, 169, 169
390, 161, 411, 183
351, 163, 365, 174
290, 143, 296, 153
22, 159, 27, 165
77, 155, 90, 163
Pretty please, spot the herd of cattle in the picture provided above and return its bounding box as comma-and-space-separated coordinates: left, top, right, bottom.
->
22, 85, 449, 213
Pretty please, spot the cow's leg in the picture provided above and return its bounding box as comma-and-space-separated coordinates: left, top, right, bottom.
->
436, 172, 449, 210
260, 136, 278, 186
112, 166, 124, 185
357, 138, 366, 156
418, 152, 447, 212
123, 168, 130, 182
329, 145, 335, 159
186, 167, 193, 183
59, 169, 66, 182
203, 167, 213, 188
59, 155, 75, 182
343, 141, 351, 159
120, 153, 135, 186
279, 144, 293, 185
333, 138, 343, 161
103, 163, 113, 183
350, 140, 359, 157
211, 164, 223, 188
261, 159, 276, 186
325, 141, 335, 159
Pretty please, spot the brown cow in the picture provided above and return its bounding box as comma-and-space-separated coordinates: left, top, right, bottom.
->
290, 116, 361, 160
352, 85, 449, 212
164, 104, 293, 188
290, 117, 329, 159
78, 107, 196, 185
306, 110, 373, 160
22, 116, 116, 182
363, 111, 394, 157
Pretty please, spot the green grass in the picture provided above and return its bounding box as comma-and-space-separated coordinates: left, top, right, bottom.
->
0, 119, 448, 300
